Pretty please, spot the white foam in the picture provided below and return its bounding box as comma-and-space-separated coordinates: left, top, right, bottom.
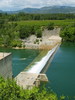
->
27, 46, 57, 74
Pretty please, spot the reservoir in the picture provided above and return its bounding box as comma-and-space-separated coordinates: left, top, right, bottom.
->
0, 43, 75, 97
0, 48, 40, 77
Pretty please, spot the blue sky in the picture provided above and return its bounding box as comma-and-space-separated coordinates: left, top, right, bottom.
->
0, 0, 75, 11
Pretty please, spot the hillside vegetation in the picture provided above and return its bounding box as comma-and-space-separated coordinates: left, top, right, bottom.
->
60, 23, 75, 42
0, 13, 75, 47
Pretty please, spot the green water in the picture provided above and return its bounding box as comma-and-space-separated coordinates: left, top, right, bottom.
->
46, 43, 75, 98
0, 47, 40, 77
0, 43, 75, 98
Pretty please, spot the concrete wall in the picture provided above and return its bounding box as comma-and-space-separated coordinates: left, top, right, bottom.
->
0, 53, 12, 79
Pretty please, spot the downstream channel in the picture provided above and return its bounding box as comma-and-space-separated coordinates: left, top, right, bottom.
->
46, 43, 75, 98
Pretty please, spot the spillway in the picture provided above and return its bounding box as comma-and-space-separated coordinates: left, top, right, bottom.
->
15, 45, 59, 89
27, 45, 58, 74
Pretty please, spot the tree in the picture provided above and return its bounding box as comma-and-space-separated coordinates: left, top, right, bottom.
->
19, 25, 31, 39
60, 25, 75, 42
0, 19, 5, 28
47, 22, 54, 30
36, 29, 42, 38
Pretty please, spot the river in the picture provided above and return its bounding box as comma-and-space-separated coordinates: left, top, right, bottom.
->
46, 43, 75, 98
0, 47, 40, 77
0, 43, 75, 98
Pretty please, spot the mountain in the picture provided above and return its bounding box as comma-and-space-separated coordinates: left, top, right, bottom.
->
39, 6, 75, 13
0, 10, 3, 13
3, 8, 39, 14
18, 8, 39, 13
1, 6, 75, 14
17, 6, 75, 14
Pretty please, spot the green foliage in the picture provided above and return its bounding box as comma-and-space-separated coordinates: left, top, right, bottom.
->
0, 77, 20, 100
34, 39, 40, 44
11, 40, 22, 47
36, 39, 39, 43
60, 25, 75, 42
60, 95, 65, 100
47, 22, 54, 30
19, 25, 38, 39
19, 25, 42, 39
0, 13, 75, 47
36, 29, 42, 38
0, 21, 21, 47
2, 35, 11, 47
19, 25, 30, 39
0, 13, 75, 21
0, 77, 58, 100
0, 19, 5, 28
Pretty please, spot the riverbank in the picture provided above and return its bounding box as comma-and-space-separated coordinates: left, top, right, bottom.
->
14, 28, 61, 50
0, 28, 61, 50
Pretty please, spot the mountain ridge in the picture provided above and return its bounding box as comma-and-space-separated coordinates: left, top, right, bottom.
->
0, 6, 75, 14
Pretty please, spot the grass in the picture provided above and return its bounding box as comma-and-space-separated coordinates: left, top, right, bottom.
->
14, 19, 75, 27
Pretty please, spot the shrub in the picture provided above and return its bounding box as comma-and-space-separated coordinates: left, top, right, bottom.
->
0, 76, 58, 100
47, 22, 54, 30
36, 29, 42, 38
11, 40, 22, 47
60, 26, 75, 42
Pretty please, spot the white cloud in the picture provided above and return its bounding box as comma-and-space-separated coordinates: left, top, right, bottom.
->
0, 0, 75, 11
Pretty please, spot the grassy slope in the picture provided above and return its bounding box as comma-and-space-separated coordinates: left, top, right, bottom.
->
15, 19, 75, 27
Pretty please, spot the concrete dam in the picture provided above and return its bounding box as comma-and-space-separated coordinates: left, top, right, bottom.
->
15, 45, 59, 89
0, 53, 12, 79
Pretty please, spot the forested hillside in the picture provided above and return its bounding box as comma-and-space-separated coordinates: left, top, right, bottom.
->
0, 13, 75, 21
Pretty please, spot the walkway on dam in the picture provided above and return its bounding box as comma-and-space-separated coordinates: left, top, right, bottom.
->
16, 72, 48, 89
15, 45, 59, 89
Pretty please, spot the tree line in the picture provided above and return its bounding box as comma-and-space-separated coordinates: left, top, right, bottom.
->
60, 23, 75, 42
0, 13, 75, 21
0, 18, 54, 47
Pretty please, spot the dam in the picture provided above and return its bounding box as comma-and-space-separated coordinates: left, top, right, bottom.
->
15, 45, 59, 89
0, 53, 12, 79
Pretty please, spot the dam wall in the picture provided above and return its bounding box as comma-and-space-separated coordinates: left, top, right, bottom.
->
27, 45, 59, 74
15, 45, 59, 89
41, 45, 59, 73
0, 53, 12, 79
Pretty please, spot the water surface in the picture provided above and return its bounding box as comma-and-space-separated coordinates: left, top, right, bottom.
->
0, 47, 40, 77
0, 43, 75, 98
46, 43, 75, 98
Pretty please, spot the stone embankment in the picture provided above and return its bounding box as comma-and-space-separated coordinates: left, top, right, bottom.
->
22, 28, 61, 50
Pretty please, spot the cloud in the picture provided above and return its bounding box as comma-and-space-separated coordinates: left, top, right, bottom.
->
0, 0, 75, 11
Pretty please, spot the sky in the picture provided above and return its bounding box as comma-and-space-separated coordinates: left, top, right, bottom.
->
0, 0, 75, 11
